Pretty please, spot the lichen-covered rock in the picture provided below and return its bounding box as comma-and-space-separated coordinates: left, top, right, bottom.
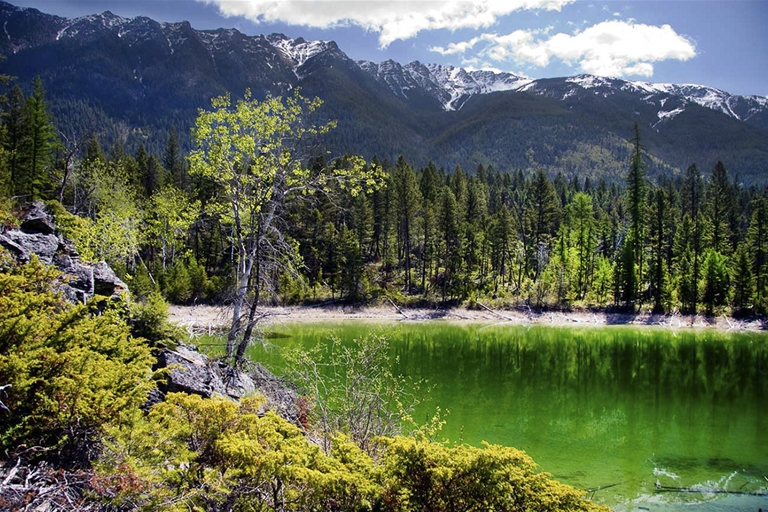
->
1, 201, 127, 302
18, 201, 56, 235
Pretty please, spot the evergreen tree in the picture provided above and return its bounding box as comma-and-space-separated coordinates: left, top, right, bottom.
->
420, 161, 442, 204
339, 223, 365, 300
679, 164, 705, 309
526, 169, 559, 281
371, 157, 393, 262
674, 215, 699, 314
439, 187, 462, 301
419, 162, 442, 293
701, 249, 729, 315
705, 161, 733, 254
747, 198, 768, 312
490, 205, 513, 292
623, 123, 647, 308
646, 187, 673, 312
392, 156, 421, 293
730, 242, 753, 314
2, 85, 27, 197
351, 192, 374, 257
163, 126, 185, 190
464, 177, 489, 284
680, 163, 704, 219
22, 76, 58, 198
450, 164, 468, 219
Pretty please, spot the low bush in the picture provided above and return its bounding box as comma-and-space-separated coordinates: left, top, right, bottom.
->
0, 255, 155, 467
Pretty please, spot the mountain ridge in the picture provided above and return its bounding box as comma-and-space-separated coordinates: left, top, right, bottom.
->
1, 0, 767, 184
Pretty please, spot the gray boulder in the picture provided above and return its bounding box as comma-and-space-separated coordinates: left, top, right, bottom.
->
153, 343, 299, 425
1, 201, 127, 302
3, 231, 58, 264
18, 201, 56, 235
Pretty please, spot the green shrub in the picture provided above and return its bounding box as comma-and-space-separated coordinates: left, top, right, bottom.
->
0, 257, 155, 467
126, 263, 158, 300
44, 200, 96, 261
162, 258, 192, 304
130, 291, 181, 347
95, 392, 609, 511
380, 436, 606, 512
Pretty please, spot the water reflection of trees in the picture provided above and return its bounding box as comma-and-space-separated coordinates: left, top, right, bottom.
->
395, 326, 766, 399
391, 326, 767, 458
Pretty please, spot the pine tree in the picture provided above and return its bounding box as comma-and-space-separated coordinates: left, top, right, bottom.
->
701, 249, 729, 315
623, 123, 647, 308
705, 161, 733, 254
526, 169, 559, 281
674, 215, 699, 314
646, 187, 673, 313
2, 85, 27, 197
22, 76, 58, 198
164, 126, 185, 190
419, 162, 442, 293
490, 205, 513, 292
392, 156, 421, 293
747, 198, 768, 312
439, 187, 462, 301
730, 242, 753, 314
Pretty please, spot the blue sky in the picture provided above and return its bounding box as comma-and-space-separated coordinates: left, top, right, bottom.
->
11, 0, 768, 97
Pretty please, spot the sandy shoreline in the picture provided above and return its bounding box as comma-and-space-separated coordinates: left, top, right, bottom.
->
168, 304, 767, 334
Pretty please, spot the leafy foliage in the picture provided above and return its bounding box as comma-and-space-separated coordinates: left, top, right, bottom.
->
190, 89, 381, 362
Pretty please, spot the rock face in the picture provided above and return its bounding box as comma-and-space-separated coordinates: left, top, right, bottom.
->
0, 201, 127, 302
152, 343, 300, 425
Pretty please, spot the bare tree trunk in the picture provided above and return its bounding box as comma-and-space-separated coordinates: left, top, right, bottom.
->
235, 233, 262, 364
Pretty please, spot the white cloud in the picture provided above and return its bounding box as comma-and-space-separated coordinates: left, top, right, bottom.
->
197, 0, 575, 47
430, 36, 484, 56
432, 20, 696, 77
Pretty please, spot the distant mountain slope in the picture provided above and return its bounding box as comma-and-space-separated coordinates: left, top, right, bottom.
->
1, 1, 767, 184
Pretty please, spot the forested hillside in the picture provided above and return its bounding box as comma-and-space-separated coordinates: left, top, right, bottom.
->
2, 75, 767, 319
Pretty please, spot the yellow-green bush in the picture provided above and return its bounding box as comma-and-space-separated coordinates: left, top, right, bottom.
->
0, 255, 155, 466
98, 392, 381, 511
96, 392, 609, 512
380, 436, 605, 511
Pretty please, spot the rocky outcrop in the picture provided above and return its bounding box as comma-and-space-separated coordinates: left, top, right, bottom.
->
150, 343, 300, 425
3, 202, 300, 425
0, 201, 127, 302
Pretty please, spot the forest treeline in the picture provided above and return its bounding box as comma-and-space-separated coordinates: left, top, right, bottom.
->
2, 77, 768, 318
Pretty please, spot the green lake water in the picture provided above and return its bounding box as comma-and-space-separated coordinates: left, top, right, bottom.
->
245, 322, 768, 511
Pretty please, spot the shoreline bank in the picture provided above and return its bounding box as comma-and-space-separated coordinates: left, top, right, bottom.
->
168, 304, 767, 334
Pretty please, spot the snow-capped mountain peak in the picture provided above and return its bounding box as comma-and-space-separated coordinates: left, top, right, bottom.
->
266, 33, 337, 73
56, 10, 128, 40
624, 79, 768, 122
359, 59, 532, 111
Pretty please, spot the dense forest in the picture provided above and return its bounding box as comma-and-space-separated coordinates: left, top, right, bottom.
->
2, 76, 767, 322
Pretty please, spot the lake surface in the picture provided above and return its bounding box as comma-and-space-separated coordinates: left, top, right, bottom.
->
247, 322, 768, 511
